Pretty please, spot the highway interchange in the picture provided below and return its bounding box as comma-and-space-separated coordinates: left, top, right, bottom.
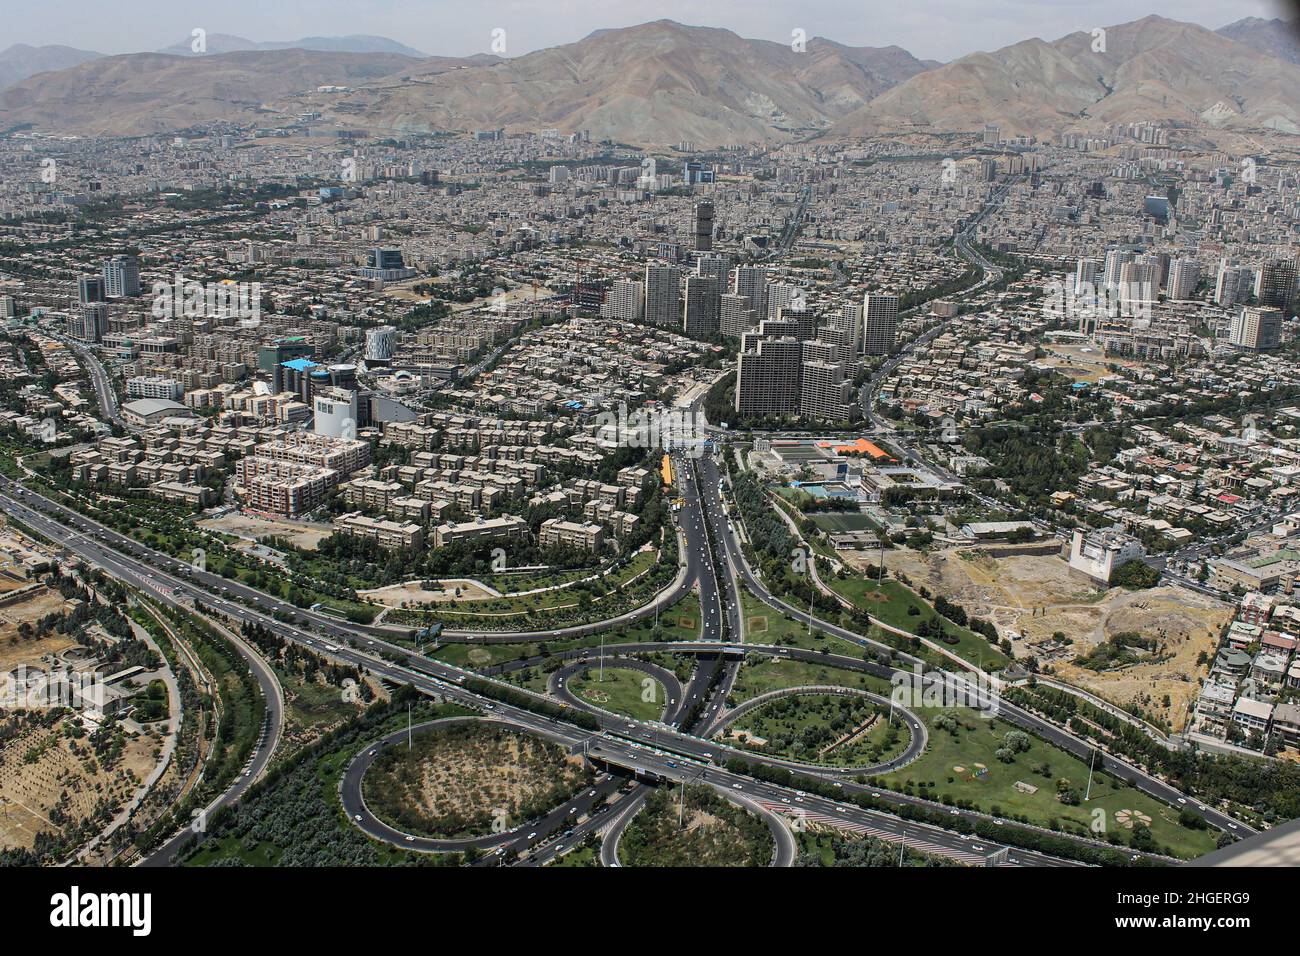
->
0, 416, 1252, 868
0, 191, 1253, 866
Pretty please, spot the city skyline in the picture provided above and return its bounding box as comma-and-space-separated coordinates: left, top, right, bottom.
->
2, 0, 1298, 917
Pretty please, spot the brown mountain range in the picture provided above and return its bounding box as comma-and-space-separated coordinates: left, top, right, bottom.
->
833, 16, 1300, 138
2, 16, 1298, 143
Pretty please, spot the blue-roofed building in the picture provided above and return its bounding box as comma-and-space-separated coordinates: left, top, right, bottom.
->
275, 358, 323, 401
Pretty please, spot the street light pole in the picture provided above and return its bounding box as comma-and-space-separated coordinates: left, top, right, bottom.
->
1084, 745, 1096, 801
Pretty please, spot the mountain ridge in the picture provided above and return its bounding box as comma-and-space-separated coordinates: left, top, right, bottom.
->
156, 33, 430, 58
3, 17, 1298, 144
0, 43, 103, 91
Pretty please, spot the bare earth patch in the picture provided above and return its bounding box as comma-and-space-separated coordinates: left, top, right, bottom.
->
0, 715, 157, 851
362, 722, 592, 839
198, 512, 332, 551
843, 547, 1229, 731
358, 579, 499, 607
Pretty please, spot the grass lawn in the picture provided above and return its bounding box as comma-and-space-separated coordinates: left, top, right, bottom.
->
428, 593, 703, 671
567, 666, 666, 722
828, 576, 1008, 671
798, 831, 839, 866
479, 567, 590, 594
810, 512, 880, 534
774, 486, 819, 509
739, 588, 859, 654
728, 656, 895, 705
280, 671, 360, 736
730, 692, 910, 768
184, 833, 283, 866
406, 550, 661, 620
875, 708, 1217, 859
551, 839, 601, 867
502, 666, 552, 693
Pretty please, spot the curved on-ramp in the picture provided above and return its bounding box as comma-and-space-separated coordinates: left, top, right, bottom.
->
549, 656, 686, 725
708, 683, 927, 777
598, 782, 795, 868
340, 715, 622, 859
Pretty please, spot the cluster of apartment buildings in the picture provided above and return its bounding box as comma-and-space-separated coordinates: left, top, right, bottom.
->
1194, 590, 1300, 753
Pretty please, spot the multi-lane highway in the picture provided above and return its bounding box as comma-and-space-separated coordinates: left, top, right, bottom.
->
0, 474, 1044, 866
139, 613, 284, 868
54, 333, 126, 429
0, 424, 1250, 868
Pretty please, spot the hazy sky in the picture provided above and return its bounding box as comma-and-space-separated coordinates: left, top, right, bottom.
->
2, 0, 1292, 62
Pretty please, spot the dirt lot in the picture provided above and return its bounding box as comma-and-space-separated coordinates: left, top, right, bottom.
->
198, 512, 332, 551
1039, 343, 1146, 384
363, 722, 590, 838
0, 714, 158, 852
414, 729, 584, 820
0, 567, 29, 594
843, 546, 1230, 730
359, 579, 499, 607
0, 587, 78, 673
1048, 588, 1231, 731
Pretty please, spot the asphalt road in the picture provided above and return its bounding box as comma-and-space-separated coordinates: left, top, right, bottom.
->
707, 684, 928, 776
0, 453, 1250, 867
549, 656, 686, 724
0, 484, 1049, 866
339, 715, 625, 860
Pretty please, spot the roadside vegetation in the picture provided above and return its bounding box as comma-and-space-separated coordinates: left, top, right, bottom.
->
362, 721, 593, 840
618, 785, 773, 867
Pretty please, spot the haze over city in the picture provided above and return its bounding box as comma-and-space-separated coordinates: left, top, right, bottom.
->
0, 0, 1297, 936
2, 0, 1292, 61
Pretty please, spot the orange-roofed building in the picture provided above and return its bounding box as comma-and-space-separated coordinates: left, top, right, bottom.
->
816, 438, 893, 460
